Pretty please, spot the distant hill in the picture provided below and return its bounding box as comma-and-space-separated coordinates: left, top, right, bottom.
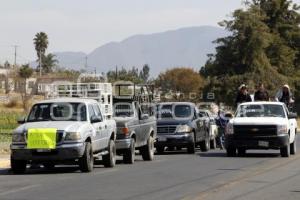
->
54, 26, 229, 76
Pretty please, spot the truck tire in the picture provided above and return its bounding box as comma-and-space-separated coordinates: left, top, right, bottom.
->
280, 144, 290, 157
156, 146, 165, 154
103, 139, 116, 168
291, 134, 297, 155
187, 142, 196, 154
11, 158, 27, 174
210, 138, 216, 149
79, 142, 94, 172
123, 138, 135, 164
141, 135, 154, 161
200, 136, 210, 152
226, 146, 236, 157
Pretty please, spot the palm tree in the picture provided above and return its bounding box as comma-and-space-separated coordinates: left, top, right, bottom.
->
33, 32, 49, 74
42, 53, 58, 73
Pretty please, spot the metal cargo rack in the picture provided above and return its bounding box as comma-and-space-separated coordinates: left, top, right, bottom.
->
50, 82, 113, 119
112, 82, 154, 104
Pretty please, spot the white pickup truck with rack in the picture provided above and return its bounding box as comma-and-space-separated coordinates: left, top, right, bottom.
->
10, 82, 116, 173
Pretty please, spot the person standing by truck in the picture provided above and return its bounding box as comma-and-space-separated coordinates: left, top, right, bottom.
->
254, 83, 269, 101
275, 84, 294, 109
235, 84, 252, 106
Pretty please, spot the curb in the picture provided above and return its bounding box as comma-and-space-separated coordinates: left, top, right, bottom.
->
0, 158, 10, 169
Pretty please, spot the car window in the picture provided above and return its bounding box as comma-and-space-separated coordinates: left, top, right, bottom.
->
236, 104, 285, 118
174, 105, 192, 118
114, 103, 134, 117
88, 105, 96, 120
27, 103, 87, 122
92, 104, 103, 121
157, 104, 172, 118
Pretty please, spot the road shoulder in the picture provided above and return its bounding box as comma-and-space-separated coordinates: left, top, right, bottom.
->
0, 155, 10, 169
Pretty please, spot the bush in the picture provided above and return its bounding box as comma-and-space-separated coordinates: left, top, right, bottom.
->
5, 98, 18, 108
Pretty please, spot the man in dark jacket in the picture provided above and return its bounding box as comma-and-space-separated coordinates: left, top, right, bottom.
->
254, 83, 269, 101
235, 84, 252, 106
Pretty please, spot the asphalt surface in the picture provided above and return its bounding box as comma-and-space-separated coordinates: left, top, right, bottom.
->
1, 138, 300, 200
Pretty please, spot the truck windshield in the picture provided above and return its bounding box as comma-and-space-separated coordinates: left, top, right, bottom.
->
236, 104, 285, 118
114, 103, 134, 117
27, 103, 87, 122
157, 104, 193, 119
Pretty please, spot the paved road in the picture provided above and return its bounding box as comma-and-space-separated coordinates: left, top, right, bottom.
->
0, 138, 300, 200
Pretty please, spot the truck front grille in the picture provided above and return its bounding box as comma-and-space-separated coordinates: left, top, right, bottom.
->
157, 126, 176, 134
234, 125, 277, 137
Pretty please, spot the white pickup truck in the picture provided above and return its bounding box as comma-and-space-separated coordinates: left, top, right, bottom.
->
225, 102, 297, 157
10, 98, 116, 173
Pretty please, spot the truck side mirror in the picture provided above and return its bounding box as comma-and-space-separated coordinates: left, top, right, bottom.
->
91, 116, 102, 123
141, 114, 149, 120
288, 113, 297, 119
17, 116, 26, 124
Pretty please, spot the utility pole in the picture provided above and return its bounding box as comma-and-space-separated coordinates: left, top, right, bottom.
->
115, 66, 118, 80
12, 45, 19, 68
84, 56, 88, 69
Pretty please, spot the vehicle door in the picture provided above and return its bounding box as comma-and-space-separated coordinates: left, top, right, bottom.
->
88, 104, 103, 151
134, 102, 145, 146
192, 108, 205, 143
192, 108, 202, 142
92, 103, 109, 147
139, 102, 155, 145
284, 105, 296, 142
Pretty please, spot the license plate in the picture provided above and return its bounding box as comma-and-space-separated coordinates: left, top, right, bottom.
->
258, 141, 269, 147
158, 136, 167, 142
36, 149, 51, 153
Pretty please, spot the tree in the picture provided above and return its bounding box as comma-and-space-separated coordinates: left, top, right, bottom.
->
139, 64, 150, 83
156, 67, 205, 101
4, 61, 11, 69
107, 66, 143, 83
33, 32, 49, 74
200, 0, 300, 106
18, 64, 33, 110
42, 53, 58, 73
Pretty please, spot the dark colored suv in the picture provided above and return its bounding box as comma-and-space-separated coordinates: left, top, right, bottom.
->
155, 102, 210, 154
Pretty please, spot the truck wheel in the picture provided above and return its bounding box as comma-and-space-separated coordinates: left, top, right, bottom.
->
187, 142, 196, 154
79, 142, 94, 172
103, 140, 116, 168
141, 135, 154, 161
123, 138, 135, 164
156, 146, 164, 154
280, 144, 290, 157
226, 147, 236, 157
11, 158, 27, 174
200, 136, 210, 152
210, 138, 216, 149
291, 134, 297, 155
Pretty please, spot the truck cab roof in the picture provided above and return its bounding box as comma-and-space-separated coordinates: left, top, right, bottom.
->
36, 98, 98, 105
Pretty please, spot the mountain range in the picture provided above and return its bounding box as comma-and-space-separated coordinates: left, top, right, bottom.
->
53, 26, 229, 76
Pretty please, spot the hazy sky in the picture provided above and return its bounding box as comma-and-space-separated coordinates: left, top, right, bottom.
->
0, 0, 299, 64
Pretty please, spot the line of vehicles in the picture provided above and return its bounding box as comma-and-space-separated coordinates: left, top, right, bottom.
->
9, 82, 298, 174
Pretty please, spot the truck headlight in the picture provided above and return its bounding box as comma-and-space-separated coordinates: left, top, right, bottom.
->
175, 125, 192, 133
65, 132, 81, 141
12, 133, 25, 143
277, 125, 287, 134
225, 123, 234, 135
